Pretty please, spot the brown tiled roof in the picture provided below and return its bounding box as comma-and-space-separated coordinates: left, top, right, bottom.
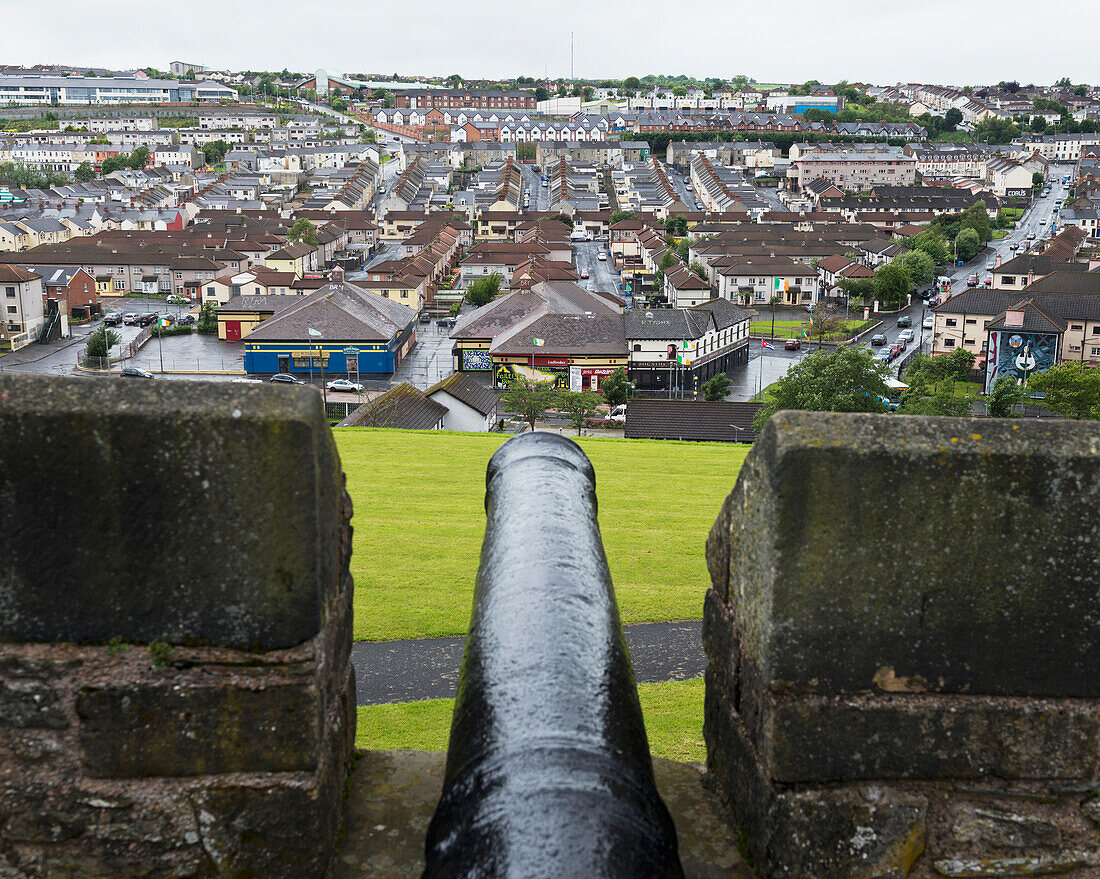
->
338, 383, 447, 430
0, 265, 40, 283
492, 313, 626, 356
425, 372, 499, 416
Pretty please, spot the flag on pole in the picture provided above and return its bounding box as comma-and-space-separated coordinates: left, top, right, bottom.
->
761, 339, 775, 350
158, 317, 170, 327
532, 336, 545, 347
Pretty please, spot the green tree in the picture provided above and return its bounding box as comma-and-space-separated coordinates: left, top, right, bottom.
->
557, 85, 568, 97
973, 116, 1020, 144
960, 202, 992, 242
837, 276, 874, 304
85, 325, 120, 359
623, 77, 641, 91
127, 146, 149, 170
201, 139, 230, 166
331, 97, 348, 113
582, 86, 594, 102
943, 107, 962, 131
1032, 171, 1045, 189
196, 301, 218, 334
985, 374, 1023, 417
941, 347, 976, 382
1074, 84, 1088, 97
446, 74, 463, 88
766, 294, 782, 339
534, 86, 549, 102
752, 346, 892, 431
689, 260, 708, 282
671, 86, 688, 98
909, 229, 949, 265
895, 249, 935, 287
609, 210, 637, 225
557, 390, 604, 435
287, 218, 318, 246
600, 367, 632, 408
1027, 362, 1100, 419
500, 377, 560, 432
74, 161, 95, 182
807, 304, 843, 348
954, 227, 981, 261
896, 380, 972, 416
702, 372, 732, 401
873, 263, 910, 307
652, 250, 677, 293
465, 273, 501, 307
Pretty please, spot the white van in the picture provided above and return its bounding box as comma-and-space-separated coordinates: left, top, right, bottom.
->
569, 228, 592, 242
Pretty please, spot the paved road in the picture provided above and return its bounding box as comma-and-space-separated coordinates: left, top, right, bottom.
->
663, 161, 698, 207
519, 162, 548, 212
353, 620, 705, 705
573, 238, 620, 295
391, 321, 454, 389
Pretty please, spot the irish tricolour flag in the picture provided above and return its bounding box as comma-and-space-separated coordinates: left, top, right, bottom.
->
533, 336, 546, 347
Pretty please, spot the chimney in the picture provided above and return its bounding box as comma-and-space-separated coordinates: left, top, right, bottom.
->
331, 265, 345, 284
1027, 269, 1034, 287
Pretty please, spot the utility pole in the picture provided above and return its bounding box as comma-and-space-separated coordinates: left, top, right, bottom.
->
571, 32, 574, 85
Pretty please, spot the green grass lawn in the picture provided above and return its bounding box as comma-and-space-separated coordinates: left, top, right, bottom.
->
335, 430, 747, 641
750, 319, 866, 340
356, 677, 706, 762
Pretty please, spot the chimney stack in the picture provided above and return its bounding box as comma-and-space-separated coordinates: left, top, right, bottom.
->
331, 265, 345, 284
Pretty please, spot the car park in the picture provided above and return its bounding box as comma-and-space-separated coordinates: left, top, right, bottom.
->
119, 367, 154, 379
269, 373, 304, 384
784, 338, 801, 350
326, 379, 364, 392
896, 315, 911, 328
870, 334, 887, 346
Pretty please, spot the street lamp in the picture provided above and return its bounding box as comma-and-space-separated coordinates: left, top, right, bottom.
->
308, 326, 327, 407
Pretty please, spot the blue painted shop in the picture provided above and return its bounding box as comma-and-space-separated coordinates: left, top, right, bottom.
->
242, 280, 418, 377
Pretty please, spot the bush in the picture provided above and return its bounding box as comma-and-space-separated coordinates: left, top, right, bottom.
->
150, 324, 193, 338
196, 302, 218, 334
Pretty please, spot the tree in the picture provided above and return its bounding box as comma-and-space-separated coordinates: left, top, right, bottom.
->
287, 218, 317, 247
601, 367, 632, 408
985, 374, 1023, 417
702, 372, 732, 401
896, 380, 972, 416
689, 260, 708, 282
196, 302, 218, 334
1032, 171, 1045, 189
837, 276, 874, 304
609, 210, 637, 225
85, 326, 120, 359
557, 390, 604, 435
941, 347, 976, 382
127, 146, 149, 170
954, 227, 981, 261
74, 161, 95, 182
331, 97, 348, 113
582, 86, 594, 102
943, 107, 963, 131
1074, 84, 1088, 97
807, 304, 843, 348
1027, 362, 1100, 419
1054, 77, 1073, 89
534, 87, 549, 103
465, 273, 501, 307
446, 74, 463, 88
751, 346, 892, 431
202, 139, 230, 166
501, 377, 560, 432
557, 85, 568, 97
623, 76, 641, 91
652, 250, 677, 294
765, 294, 783, 339
895, 249, 935, 287
909, 229, 949, 265
547, 213, 574, 228
873, 263, 910, 308
664, 215, 688, 237
973, 116, 1020, 144
960, 202, 992, 243
671, 86, 688, 98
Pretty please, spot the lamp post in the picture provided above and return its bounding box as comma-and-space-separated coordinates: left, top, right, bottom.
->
308, 326, 327, 407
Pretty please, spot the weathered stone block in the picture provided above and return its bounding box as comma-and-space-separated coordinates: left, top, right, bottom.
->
702, 588, 738, 702
726, 412, 1100, 699
768, 697, 1099, 783
0, 374, 342, 649
76, 681, 321, 777
952, 806, 1063, 850
0, 680, 67, 730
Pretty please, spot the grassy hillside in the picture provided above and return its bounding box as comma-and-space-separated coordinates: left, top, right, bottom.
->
334, 430, 748, 641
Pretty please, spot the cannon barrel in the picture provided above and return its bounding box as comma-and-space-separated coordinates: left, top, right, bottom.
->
422, 432, 683, 878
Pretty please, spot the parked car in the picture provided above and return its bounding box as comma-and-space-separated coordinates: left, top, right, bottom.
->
326, 379, 364, 392
137, 313, 158, 327
966, 273, 979, 287
1010, 243, 1019, 251
269, 373, 304, 384
984, 277, 993, 286
580, 270, 590, 279
784, 338, 801, 350
177, 314, 196, 326
899, 329, 915, 342
597, 252, 607, 261
923, 315, 934, 329
165, 294, 187, 305
870, 334, 887, 346
103, 312, 123, 326
436, 316, 456, 327
896, 315, 912, 328
119, 367, 154, 379
122, 313, 140, 325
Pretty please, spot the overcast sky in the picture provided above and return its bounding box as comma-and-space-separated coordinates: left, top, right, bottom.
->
2, 0, 1092, 87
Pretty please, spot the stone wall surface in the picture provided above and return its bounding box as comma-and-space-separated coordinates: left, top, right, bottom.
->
704, 411, 1100, 878
0, 375, 355, 879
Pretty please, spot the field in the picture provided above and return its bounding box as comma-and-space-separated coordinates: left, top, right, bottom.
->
335, 430, 748, 641
356, 678, 706, 763
750, 318, 868, 340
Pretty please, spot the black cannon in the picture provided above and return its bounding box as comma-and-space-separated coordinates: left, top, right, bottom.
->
422, 432, 683, 878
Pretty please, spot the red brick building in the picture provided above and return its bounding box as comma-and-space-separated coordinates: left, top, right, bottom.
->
394, 89, 536, 110
20, 265, 100, 319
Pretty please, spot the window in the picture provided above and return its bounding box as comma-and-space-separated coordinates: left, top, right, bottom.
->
633, 343, 641, 352
945, 318, 957, 327
4, 287, 13, 297
1091, 347, 1100, 356
965, 318, 976, 324
1070, 324, 1083, 331
944, 338, 955, 347
1069, 345, 1081, 352
6, 306, 16, 314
